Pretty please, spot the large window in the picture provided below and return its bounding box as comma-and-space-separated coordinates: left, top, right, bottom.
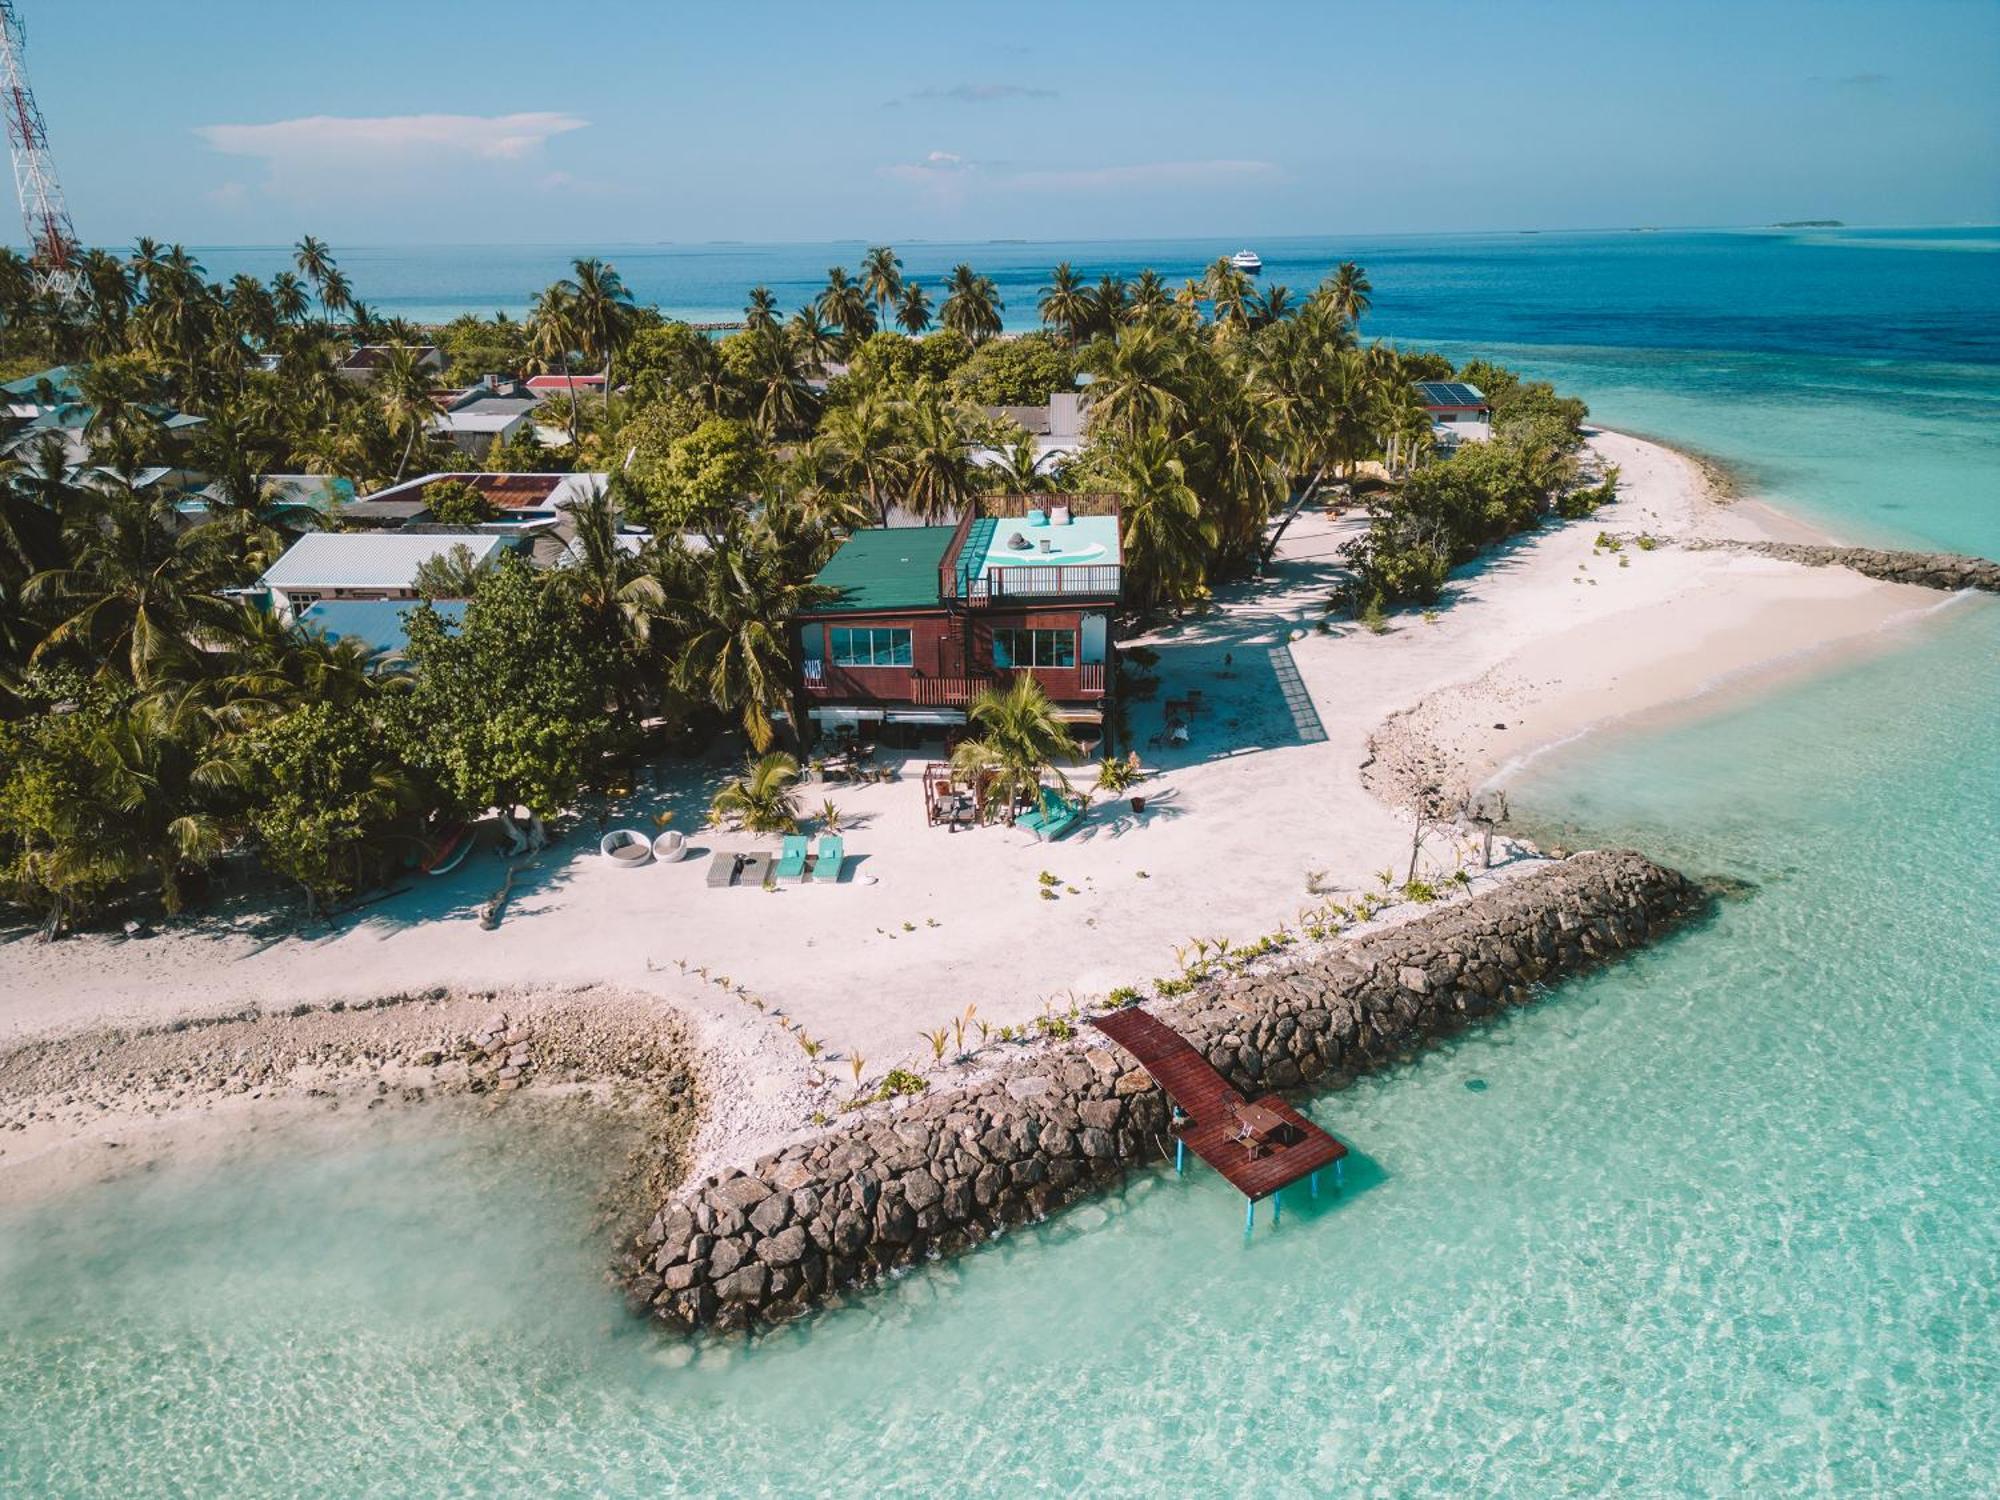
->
829, 626, 913, 667
993, 628, 1076, 669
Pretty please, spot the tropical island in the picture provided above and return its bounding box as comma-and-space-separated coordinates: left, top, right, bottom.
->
0, 240, 1945, 1270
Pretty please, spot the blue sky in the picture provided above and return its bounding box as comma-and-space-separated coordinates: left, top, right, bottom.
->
16, 0, 1999, 246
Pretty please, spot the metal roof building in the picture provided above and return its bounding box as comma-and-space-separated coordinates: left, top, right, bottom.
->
259, 531, 509, 600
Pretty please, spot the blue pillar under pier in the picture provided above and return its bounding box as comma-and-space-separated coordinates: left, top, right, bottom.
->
1272, 1189, 1282, 1226
1310, 1171, 1319, 1198
1175, 1137, 1185, 1175
1244, 1197, 1254, 1234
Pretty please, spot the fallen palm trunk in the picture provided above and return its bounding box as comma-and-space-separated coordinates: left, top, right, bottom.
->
623, 850, 1709, 1333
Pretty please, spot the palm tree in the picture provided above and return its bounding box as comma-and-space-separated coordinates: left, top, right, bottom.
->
528, 285, 584, 447
1254, 284, 1294, 329
897, 384, 977, 521
949, 675, 1081, 823
1037, 262, 1090, 345
1101, 424, 1214, 609
1127, 268, 1171, 324
669, 540, 831, 751
785, 308, 839, 374
293, 235, 336, 299
554, 257, 637, 411
1089, 275, 1130, 339
894, 281, 933, 334
817, 392, 904, 526
376, 344, 438, 482
88, 699, 234, 915
816, 266, 875, 346
940, 263, 1003, 343
709, 751, 802, 833
269, 271, 311, 326
744, 323, 819, 438
861, 246, 903, 331
554, 480, 665, 711
983, 427, 1062, 496
25, 474, 241, 686
1205, 259, 1255, 329
1078, 322, 1189, 441
319, 266, 355, 321
744, 284, 780, 333
1326, 261, 1373, 326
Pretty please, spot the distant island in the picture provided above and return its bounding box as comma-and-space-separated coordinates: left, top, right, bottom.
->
1773, 219, 1845, 228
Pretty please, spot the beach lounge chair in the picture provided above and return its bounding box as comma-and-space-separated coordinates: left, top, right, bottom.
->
813, 833, 844, 883
774, 834, 809, 881
1017, 786, 1083, 841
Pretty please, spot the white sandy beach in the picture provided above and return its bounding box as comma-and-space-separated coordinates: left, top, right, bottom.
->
0, 430, 1952, 1191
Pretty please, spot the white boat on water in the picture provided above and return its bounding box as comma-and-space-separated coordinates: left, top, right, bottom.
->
1229, 248, 1263, 274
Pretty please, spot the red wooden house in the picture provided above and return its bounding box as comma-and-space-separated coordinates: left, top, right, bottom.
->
795, 500, 1121, 741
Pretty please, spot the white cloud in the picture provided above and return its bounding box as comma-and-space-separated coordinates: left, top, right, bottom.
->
195, 111, 589, 174
879, 149, 975, 183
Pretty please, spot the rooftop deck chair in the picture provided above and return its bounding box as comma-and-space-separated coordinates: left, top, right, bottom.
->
813, 833, 844, 883
773, 834, 809, 881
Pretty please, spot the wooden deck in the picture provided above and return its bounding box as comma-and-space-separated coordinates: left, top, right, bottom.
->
1089, 1009, 1347, 1203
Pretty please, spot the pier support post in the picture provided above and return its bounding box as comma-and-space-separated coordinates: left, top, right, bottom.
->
1335, 1159, 1345, 1188
1244, 1198, 1254, 1234
1310, 1171, 1319, 1199
1176, 1138, 1184, 1175
1272, 1190, 1282, 1226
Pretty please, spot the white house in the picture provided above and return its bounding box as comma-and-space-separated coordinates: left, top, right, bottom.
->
257, 531, 510, 622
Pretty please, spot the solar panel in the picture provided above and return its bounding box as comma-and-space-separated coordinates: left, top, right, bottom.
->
1415, 381, 1486, 407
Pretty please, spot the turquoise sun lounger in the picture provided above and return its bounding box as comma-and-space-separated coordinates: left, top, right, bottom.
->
814, 833, 844, 882
774, 834, 809, 880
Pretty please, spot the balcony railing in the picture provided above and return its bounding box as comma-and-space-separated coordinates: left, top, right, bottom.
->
911, 675, 990, 706
962, 563, 1123, 605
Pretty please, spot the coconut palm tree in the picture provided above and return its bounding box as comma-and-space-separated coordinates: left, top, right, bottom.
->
1037, 262, 1090, 345
817, 266, 874, 345
744, 284, 780, 333
269, 271, 311, 326
1205, 259, 1255, 330
24, 474, 242, 686
894, 281, 933, 334
708, 750, 803, 833
743, 323, 819, 439
293, 235, 336, 299
1089, 275, 1130, 339
376, 344, 438, 481
897, 384, 977, 521
949, 675, 1081, 823
1078, 322, 1189, 441
1127, 268, 1171, 324
785, 308, 839, 374
861, 246, 903, 330
554, 257, 637, 411
982, 427, 1062, 495
940, 263, 1003, 343
319, 266, 355, 321
817, 392, 904, 525
528, 285, 586, 447
1326, 261, 1373, 326
87, 699, 235, 914
669, 539, 830, 751
1100, 424, 1214, 609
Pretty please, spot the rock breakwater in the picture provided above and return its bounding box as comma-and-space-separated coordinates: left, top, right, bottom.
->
625, 850, 1708, 1333
1681, 539, 2000, 593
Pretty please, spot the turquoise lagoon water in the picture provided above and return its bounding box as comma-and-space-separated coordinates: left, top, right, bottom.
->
4, 231, 1997, 1494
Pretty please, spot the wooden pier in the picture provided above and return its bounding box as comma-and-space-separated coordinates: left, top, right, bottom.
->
1088, 1008, 1347, 1224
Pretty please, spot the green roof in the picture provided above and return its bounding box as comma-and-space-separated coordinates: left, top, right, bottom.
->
808, 525, 956, 613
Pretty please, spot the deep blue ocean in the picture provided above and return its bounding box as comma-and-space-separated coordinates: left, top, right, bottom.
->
3, 228, 1996, 1495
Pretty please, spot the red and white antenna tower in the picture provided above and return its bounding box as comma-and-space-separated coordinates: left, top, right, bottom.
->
0, 0, 77, 306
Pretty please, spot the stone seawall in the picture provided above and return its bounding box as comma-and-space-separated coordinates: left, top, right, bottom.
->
623, 851, 1708, 1333
1682, 539, 2000, 593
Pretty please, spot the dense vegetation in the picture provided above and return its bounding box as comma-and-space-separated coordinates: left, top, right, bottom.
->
0, 238, 1603, 932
